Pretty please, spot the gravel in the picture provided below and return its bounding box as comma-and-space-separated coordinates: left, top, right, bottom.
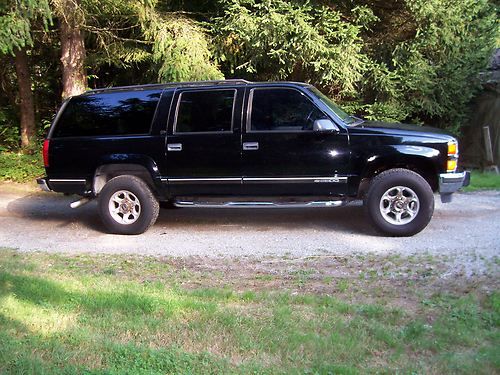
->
0, 184, 499, 272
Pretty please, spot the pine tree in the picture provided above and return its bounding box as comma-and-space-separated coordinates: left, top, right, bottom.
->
0, 0, 51, 149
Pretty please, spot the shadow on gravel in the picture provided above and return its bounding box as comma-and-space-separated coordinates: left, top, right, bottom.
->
6, 193, 373, 235
155, 203, 372, 234
6, 193, 103, 232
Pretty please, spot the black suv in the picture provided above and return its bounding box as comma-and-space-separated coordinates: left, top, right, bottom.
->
38, 79, 469, 236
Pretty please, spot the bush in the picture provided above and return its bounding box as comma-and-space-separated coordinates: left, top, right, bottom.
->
0, 151, 44, 182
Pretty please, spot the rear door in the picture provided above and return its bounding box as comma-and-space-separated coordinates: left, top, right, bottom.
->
241, 86, 350, 196
165, 87, 244, 196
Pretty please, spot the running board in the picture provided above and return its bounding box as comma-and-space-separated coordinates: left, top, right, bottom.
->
173, 199, 346, 209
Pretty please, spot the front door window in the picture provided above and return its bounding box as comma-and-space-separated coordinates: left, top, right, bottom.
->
249, 88, 327, 132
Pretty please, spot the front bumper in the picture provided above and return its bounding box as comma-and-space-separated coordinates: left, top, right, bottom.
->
439, 171, 470, 202
36, 177, 51, 192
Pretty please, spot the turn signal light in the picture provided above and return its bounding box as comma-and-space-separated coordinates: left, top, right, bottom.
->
447, 159, 457, 172
447, 142, 457, 156
43, 139, 50, 167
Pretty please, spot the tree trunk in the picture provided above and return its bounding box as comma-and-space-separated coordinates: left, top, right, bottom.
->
60, 3, 87, 99
14, 48, 36, 149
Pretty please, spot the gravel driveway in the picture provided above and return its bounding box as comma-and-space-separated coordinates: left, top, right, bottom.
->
0, 183, 499, 265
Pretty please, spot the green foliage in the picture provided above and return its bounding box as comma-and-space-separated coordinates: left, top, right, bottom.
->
0, 151, 44, 182
0, 108, 19, 150
213, 0, 368, 97
137, 3, 223, 82
361, 0, 498, 131
0, 0, 51, 54
213, 0, 498, 132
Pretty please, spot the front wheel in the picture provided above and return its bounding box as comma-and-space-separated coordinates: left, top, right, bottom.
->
98, 175, 159, 235
364, 168, 434, 236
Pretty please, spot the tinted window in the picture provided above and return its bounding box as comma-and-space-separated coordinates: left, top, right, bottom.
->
175, 90, 235, 133
250, 88, 326, 131
53, 90, 161, 137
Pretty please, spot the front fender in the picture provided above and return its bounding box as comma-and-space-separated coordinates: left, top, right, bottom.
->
355, 144, 443, 194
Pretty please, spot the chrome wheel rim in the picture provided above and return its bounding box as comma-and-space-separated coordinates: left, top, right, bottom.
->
379, 186, 420, 225
108, 190, 141, 225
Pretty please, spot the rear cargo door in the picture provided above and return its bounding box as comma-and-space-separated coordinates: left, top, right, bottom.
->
164, 87, 244, 196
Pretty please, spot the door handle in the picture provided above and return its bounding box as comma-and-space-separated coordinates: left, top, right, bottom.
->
167, 143, 182, 151
243, 142, 259, 151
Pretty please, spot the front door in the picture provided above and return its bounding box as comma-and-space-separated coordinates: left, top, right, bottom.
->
241, 87, 350, 196
165, 87, 243, 196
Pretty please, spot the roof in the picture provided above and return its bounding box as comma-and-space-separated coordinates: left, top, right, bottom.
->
82, 79, 311, 95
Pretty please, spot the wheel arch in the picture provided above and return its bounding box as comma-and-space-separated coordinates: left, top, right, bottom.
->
358, 154, 439, 198
92, 155, 165, 199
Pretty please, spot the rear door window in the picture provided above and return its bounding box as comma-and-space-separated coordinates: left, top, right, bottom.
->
174, 89, 236, 133
53, 90, 161, 137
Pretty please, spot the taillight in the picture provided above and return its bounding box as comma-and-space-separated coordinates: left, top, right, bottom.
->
43, 139, 50, 167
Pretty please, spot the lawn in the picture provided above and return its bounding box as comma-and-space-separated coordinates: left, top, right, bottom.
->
0, 250, 498, 374
464, 170, 500, 191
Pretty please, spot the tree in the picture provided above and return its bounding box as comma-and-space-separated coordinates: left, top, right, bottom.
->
81, 0, 223, 84
213, 0, 368, 98
53, 0, 87, 98
213, 0, 497, 133
358, 0, 498, 132
13, 48, 36, 148
0, 0, 51, 149
51, 0, 222, 99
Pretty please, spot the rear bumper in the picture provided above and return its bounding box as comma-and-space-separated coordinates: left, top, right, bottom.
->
36, 177, 52, 192
438, 171, 470, 202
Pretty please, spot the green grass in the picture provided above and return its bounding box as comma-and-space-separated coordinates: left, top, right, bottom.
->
464, 170, 500, 191
0, 151, 44, 183
0, 250, 498, 374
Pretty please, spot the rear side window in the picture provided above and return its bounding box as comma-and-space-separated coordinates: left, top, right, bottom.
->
53, 90, 162, 137
175, 89, 235, 133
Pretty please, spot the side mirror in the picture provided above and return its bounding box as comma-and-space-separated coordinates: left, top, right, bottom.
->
313, 119, 339, 132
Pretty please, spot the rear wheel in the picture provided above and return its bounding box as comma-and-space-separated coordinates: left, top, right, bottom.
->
98, 175, 159, 235
364, 168, 434, 236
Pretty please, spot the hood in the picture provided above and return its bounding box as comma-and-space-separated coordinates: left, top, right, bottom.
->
351, 120, 455, 140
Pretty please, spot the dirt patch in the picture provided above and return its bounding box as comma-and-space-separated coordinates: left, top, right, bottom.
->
25, 250, 497, 316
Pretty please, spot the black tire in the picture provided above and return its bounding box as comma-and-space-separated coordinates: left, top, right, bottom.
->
364, 168, 434, 236
98, 175, 159, 235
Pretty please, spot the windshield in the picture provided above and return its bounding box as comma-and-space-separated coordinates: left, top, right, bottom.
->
307, 87, 361, 125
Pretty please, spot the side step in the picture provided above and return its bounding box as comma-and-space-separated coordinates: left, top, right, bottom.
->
173, 199, 346, 209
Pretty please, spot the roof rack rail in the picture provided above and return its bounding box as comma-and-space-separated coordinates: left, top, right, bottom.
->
85, 79, 251, 95
85, 83, 165, 94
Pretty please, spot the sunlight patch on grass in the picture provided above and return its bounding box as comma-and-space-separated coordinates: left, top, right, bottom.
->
0, 295, 76, 336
